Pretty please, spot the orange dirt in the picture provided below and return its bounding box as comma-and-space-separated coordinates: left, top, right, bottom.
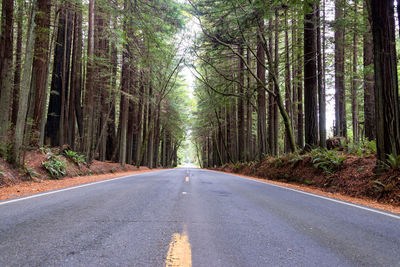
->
211, 170, 400, 215
0, 149, 166, 201
0, 169, 161, 201
212, 154, 400, 211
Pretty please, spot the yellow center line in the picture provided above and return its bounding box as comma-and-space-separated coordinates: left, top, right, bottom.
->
165, 228, 192, 267
185, 177, 189, 182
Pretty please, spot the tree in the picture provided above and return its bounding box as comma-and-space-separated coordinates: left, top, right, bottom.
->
45, 3, 73, 146
363, 1, 375, 141
31, 0, 51, 136
367, 0, 400, 161
256, 17, 268, 159
0, 0, 14, 143
334, 0, 346, 137
304, 2, 319, 149
12, 0, 37, 164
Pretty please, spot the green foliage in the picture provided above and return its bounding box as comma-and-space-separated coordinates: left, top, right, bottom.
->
42, 154, 66, 179
0, 167, 3, 176
372, 180, 393, 193
286, 153, 306, 167
346, 140, 376, 156
39, 146, 50, 154
0, 141, 14, 163
310, 148, 347, 174
386, 154, 400, 170
23, 164, 39, 179
64, 150, 85, 165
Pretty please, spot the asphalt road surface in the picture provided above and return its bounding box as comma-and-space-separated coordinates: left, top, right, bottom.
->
1, 168, 400, 266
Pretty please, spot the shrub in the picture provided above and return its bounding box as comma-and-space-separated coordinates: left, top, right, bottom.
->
64, 150, 85, 165
24, 164, 39, 179
310, 148, 347, 174
0, 141, 14, 163
386, 154, 400, 170
42, 154, 66, 179
39, 146, 51, 154
346, 140, 376, 156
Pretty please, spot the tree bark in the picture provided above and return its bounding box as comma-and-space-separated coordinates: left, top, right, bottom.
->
84, 0, 95, 162
368, 0, 400, 161
11, 0, 23, 126
363, 1, 375, 141
351, 0, 359, 143
304, 2, 319, 149
237, 45, 245, 161
0, 0, 14, 142
335, 0, 347, 137
12, 0, 36, 164
31, 0, 51, 136
45, 4, 72, 146
317, 3, 326, 148
284, 9, 293, 153
256, 18, 268, 159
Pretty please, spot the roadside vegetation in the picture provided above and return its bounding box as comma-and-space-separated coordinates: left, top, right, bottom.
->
214, 140, 400, 205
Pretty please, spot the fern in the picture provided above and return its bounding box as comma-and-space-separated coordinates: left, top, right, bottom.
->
387, 154, 400, 170
42, 154, 66, 179
64, 150, 85, 165
24, 164, 39, 179
311, 148, 347, 174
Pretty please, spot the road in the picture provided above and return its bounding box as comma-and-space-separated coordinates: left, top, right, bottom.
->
1, 168, 400, 266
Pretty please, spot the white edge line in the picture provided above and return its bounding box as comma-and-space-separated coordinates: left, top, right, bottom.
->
0, 169, 171, 206
208, 170, 400, 220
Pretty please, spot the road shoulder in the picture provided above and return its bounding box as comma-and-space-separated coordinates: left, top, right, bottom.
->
0, 169, 164, 201
210, 169, 400, 215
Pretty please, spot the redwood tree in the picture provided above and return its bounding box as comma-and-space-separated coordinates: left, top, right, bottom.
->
367, 0, 400, 161
0, 0, 14, 142
304, 2, 319, 149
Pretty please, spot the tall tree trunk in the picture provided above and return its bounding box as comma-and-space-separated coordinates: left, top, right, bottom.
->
304, 2, 319, 149
71, 1, 83, 149
256, 18, 268, 159
297, 20, 304, 148
335, 0, 347, 137
147, 81, 154, 168
367, 0, 400, 161
135, 70, 144, 165
12, 0, 37, 164
84, 0, 95, 162
284, 9, 293, 153
11, 0, 23, 126
351, 0, 359, 143
291, 16, 298, 145
31, 0, 51, 137
272, 9, 279, 155
237, 45, 245, 161
0, 0, 14, 142
317, 2, 326, 148
363, 1, 375, 141
246, 47, 253, 161
106, 29, 118, 160
45, 4, 72, 146
153, 102, 161, 167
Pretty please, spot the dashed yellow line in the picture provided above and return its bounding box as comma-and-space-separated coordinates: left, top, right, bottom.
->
185, 177, 189, 182
165, 229, 192, 267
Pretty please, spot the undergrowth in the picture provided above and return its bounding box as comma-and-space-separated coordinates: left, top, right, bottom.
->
23, 164, 39, 179
310, 148, 347, 174
63, 150, 85, 165
42, 153, 66, 179
346, 140, 376, 156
